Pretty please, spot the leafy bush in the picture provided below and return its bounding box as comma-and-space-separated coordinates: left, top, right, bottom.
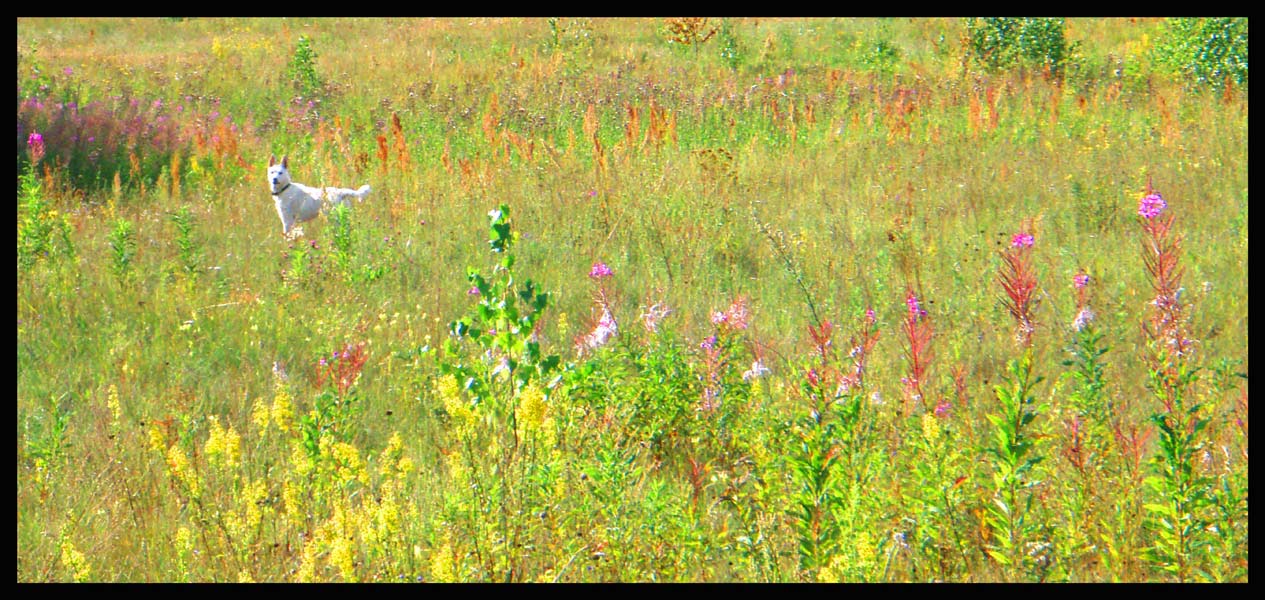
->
965, 17, 1077, 77
1152, 17, 1248, 89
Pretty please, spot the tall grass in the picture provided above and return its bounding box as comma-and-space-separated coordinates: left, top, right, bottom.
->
17, 17, 1247, 582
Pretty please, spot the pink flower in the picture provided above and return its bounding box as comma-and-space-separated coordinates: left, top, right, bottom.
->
864, 308, 877, 325
1138, 193, 1167, 219
26, 132, 45, 163
906, 292, 927, 320
589, 262, 613, 279
700, 335, 717, 351
1074, 272, 1090, 289
711, 311, 728, 326
467, 286, 481, 296
1011, 231, 1034, 248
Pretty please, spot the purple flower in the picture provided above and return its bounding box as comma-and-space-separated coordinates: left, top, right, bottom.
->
700, 335, 717, 351
467, 286, 481, 296
864, 308, 876, 325
319, 358, 328, 367
26, 132, 45, 162
63, 67, 73, 76
589, 262, 613, 279
1138, 193, 1167, 219
711, 311, 728, 326
586, 189, 597, 197
934, 399, 953, 418
905, 293, 927, 320
1074, 272, 1090, 289
1011, 231, 1034, 248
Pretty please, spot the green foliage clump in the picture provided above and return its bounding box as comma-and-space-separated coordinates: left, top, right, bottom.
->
965, 17, 1077, 77
1152, 17, 1248, 89
286, 35, 324, 97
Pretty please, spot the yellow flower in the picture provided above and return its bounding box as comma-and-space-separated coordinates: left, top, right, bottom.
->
106, 384, 122, 429
60, 538, 91, 582
205, 417, 242, 471
330, 535, 357, 582
272, 383, 294, 434
167, 444, 200, 496
921, 411, 941, 445
515, 384, 547, 436
430, 536, 457, 583
147, 424, 167, 454
251, 398, 272, 432
817, 555, 846, 583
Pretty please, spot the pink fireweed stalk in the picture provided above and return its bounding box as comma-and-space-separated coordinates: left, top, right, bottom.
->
901, 290, 933, 415
1071, 270, 1095, 333
27, 132, 45, 164
1138, 188, 1193, 367
998, 224, 1040, 349
1136, 183, 1195, 408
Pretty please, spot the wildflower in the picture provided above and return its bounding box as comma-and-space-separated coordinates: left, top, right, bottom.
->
467, 286, 481, 296
589, 261, 613, 279
640, 302, 673, 333
579, 307, 618, 352
1138, 192, 1167, 219
27, 132, 45, 163
865, 307, 877, 325
1011, 231, 1035, 248
60, 539, 91, 582
742, 359, 771, 381
905, 292, 927, 320
1072, 307, 1096, 332
921, 411, 942, 443
700, 335, 717, 351
711, 311, 728, 326
934, 398, 953, 418
1074, 272, 1090, 289
63, 66, 73, 76
724, 297, 751, 330
516, 384, 548, 435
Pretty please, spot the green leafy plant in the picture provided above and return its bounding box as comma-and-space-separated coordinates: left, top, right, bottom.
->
1152, 17, 1248, 89
286, 35, 324, 97
965, 17, 1077, 78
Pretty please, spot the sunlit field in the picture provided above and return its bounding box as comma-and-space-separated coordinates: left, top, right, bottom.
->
17, 17, 1247, 582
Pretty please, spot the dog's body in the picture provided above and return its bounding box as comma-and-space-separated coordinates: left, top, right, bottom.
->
268, 155, 371, 237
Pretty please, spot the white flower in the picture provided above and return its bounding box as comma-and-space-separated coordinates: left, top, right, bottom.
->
742, 359, 770, 382
1071, 307, 1095, 332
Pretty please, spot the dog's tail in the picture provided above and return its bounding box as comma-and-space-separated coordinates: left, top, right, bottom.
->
355, 184, 372, 198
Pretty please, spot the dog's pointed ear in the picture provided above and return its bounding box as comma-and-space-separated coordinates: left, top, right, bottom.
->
269, 154, 277, 167
281, 155, 289, 168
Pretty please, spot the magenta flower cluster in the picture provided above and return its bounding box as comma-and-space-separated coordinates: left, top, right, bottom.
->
1011, 231, 1034, 249
589, 262, 613, 279
1074, 272, 1090, 289
1138, 193, 1167, 219
906, 293, 928, 320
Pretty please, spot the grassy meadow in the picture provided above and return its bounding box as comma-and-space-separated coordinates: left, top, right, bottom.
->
16, 17, 1247, 582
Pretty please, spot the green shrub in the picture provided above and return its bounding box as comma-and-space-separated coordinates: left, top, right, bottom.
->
1152, 17, 1248, 89
965, 17, 1077, 77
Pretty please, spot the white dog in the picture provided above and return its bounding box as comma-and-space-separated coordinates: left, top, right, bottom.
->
267, 155, 371, 238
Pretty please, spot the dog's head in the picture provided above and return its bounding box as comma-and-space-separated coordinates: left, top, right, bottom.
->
267, 154, 292, 194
